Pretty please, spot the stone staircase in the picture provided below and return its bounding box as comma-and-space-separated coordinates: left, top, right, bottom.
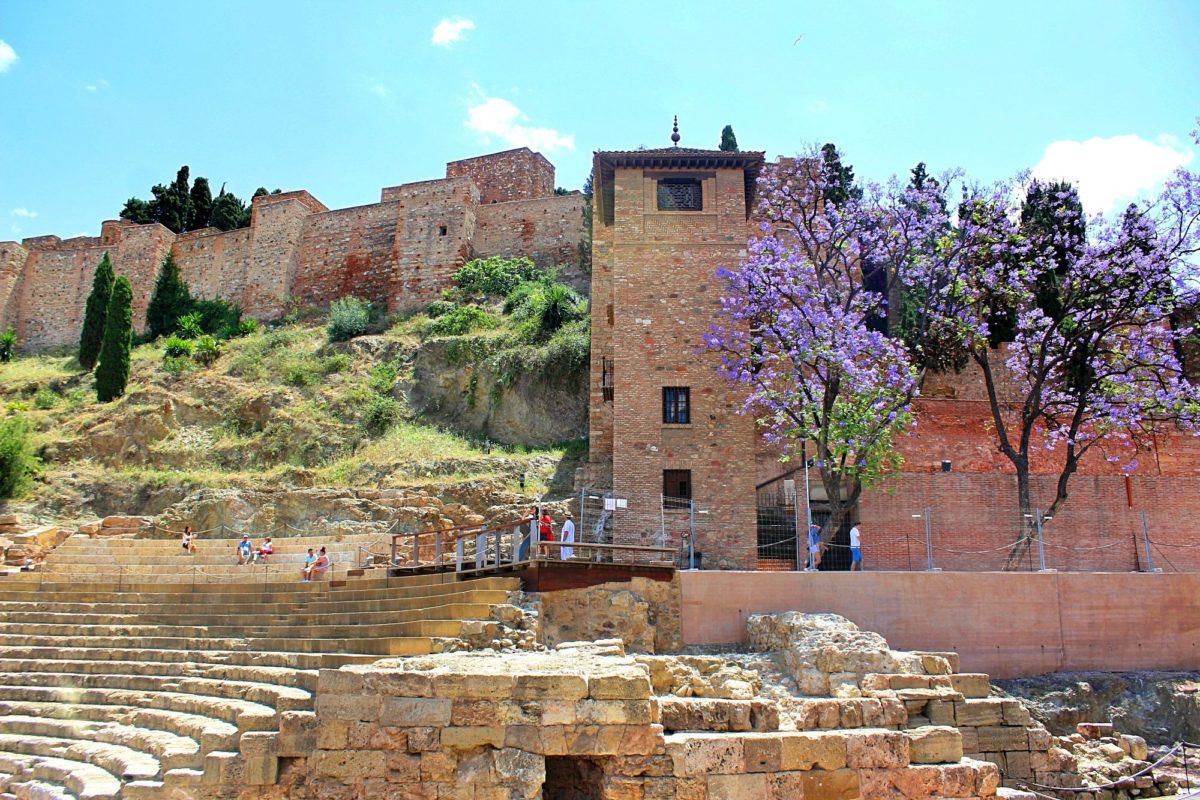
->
0, 565, 521, 800
24, 531, 390, 584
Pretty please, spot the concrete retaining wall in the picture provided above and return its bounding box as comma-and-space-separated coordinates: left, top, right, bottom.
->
680, 571, 1200, 678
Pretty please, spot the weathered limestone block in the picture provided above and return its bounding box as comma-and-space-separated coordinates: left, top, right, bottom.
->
307, 749, 388, 779
950, 673, 993, 698
666, 733, 745, 777
1077, 722, 1114, 739
907, 725, 965, 764
779, 732, 847, 771
844, 729, 910, 769
800, 768, 861, 800
976, 725, 1030, 752
380, 697, 453, 727
707, 772, 767, 799
955, 698, 1006, 726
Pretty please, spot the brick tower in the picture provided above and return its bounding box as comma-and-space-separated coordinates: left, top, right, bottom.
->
587, 122, 765, 569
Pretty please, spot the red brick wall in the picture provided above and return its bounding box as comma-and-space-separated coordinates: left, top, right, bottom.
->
593, 162, 759, 569
446, 148, 555, 204
0, 242, 28, 340
473, 194, 586, 288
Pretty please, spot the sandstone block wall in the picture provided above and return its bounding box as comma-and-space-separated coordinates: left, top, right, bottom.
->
1, 148, 584, 351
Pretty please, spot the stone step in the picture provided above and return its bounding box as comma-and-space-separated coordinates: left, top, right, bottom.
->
0, 588, 514, 618
0, 615, 467, 642
0, 575, 516, 602
0, 672, 312, 713
0, 699, 237, 757
0, 628, 450, 654
783, 696, 908, 730
0, 645, 376, 671
0, 685, 277, 732
0, 750, 122, 800
0, 659, 318, 693
0, 596, 508, 628
0, 732, 159, 782
0, 714, 200, 771
7, 777, 76, 800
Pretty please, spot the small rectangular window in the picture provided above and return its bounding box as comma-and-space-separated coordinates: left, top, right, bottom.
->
663, 469, 692, 501
657, 178, 702, 211
663, 387, 690, 424
438, 225, 448, 236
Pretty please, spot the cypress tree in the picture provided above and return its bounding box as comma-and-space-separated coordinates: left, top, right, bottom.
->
95, 276, 133, 402
144, 252, 193, 339
78, 252, 115, 371
719, 125, 738, 151
189, 177, 213, 231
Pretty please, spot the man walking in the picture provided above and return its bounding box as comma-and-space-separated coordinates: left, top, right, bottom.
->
849, 523, 863, 571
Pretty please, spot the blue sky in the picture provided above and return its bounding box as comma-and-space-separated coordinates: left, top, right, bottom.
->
2, 1, 1197, 239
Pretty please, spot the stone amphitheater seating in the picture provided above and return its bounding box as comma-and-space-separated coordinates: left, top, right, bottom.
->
0, 533, 520, 800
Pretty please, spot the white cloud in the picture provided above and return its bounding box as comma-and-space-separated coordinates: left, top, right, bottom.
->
84, 78, 109, 92
1032, 133, 1194, 215
0, 40, 16, 73
368, 82, 389, 98
465, 93, 575, 153
10, 208, 37, 219
432, 17, 475, 47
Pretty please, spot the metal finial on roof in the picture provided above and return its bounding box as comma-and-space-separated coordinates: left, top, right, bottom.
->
671, 115, 680, 147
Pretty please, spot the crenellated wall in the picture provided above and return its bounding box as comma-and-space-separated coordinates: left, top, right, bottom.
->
1, 148, 585, 352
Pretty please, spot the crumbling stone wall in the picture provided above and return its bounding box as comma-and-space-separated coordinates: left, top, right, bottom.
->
530, 575, 681, 653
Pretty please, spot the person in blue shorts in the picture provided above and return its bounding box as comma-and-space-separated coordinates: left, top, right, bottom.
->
849, 524, 863, 571
807, 522, 822, 571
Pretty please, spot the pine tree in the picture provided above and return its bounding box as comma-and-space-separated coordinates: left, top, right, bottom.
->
211, 186, 249, 231
78, 252, 115, 371
719, 125, 738, 151
189, 177, 213, 230
144, 252, 193, 339
95, 276, 133, 402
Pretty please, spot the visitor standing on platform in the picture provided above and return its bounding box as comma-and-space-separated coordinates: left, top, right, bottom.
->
538, 509, 556, 557
849, 524, 863, 571
560, 512, 575, 559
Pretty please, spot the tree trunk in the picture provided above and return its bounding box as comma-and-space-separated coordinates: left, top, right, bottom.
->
1005, 465, 1035, 570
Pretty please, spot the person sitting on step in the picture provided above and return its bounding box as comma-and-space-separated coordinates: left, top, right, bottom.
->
254, 537, 274, 563
236, 534, 254, 565
310, 547, 331, 581
301, 548, 317, 581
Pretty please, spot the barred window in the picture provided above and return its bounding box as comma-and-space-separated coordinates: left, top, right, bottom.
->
657, 178, 703, 211
663, 469, 692, 501
663, 387, 691, 424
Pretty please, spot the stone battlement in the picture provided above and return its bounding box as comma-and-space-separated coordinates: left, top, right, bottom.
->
0, 147, 585, 352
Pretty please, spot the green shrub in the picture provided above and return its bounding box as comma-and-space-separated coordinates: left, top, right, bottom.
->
327, 296, 370, 342
451, 256, 541, 299
177, 311, 204, 339
228, 319, 259, 338
64, 388, 88, 410
163, 336, 195, 358
193, 298, 242, 336
192, 335, 221, 367
0, 328, 15, 363
162, 355, 195, 376
33, 388, 59, 410
428, 305, 499, 337
426, 300, 458, 318
368, 362, 398, 394
511, 281, 586, 341
284, 359, 318, 387
0, 415, 37, 499
320, 354, 352, 374
362, 395, 398, 434
144, 252, 193, 340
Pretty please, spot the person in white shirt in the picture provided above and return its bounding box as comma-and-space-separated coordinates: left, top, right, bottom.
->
560, 512, 576, 559
849, 524, 863, 571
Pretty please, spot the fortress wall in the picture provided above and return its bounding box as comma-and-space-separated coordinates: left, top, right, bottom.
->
115, 224, 177, 333
15, 237, 110, 350
293, 201, 402, 308
242, 193, 322, 319
473, 193, 588, 288
446, 146, 554, 204
173, 227, 254, 308
385, 177, 477, 310
0, 242, 28, 335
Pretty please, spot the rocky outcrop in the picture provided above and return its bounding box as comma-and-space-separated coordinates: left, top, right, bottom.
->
995, 672, 1200, 745
528, 575, 682, 653
410, 337, 587, 447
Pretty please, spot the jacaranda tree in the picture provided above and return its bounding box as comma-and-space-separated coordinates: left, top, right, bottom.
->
706, 147, 981, 541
